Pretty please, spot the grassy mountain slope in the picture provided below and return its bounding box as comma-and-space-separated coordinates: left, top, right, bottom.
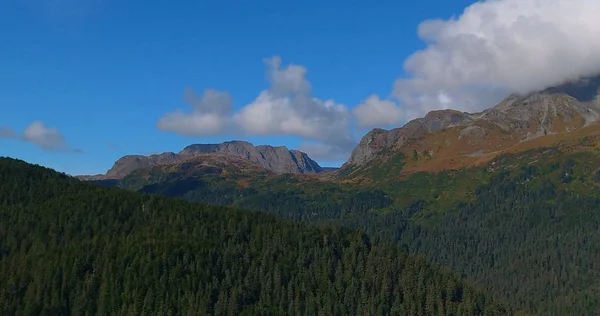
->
341, 121, 600, 185
363, 144, 600, 316
341, 81, 600, 180
0, 157, 506, 316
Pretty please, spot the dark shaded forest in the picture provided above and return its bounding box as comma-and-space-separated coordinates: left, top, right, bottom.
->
0, 157, 506, 316
133, 151, 600, 315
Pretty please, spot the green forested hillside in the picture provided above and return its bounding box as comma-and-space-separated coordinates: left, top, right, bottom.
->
120, 147, 600, 315
0, 157, 506, 316
117, 169, 395, 222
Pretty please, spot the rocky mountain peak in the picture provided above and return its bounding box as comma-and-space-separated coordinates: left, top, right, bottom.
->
481, 90, 599, 135
83, 141, 325, 180
346, 109, 473, 167
542, 75, 600, 103
343, 75, 600, 172
105, 152, 179, 179
408, 109, 473, 133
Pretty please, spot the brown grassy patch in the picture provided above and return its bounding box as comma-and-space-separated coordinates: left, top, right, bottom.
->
236, 178, 250, 188
397, 122, 600, 175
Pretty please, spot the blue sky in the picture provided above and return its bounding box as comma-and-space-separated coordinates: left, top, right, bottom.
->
5, 0, 585, 176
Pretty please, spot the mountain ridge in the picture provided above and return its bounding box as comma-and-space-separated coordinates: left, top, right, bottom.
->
106, 131, 600, 314
24, 106, 600, 315
341, 76, 600, 179
79, 140, 325, 180
81, 76, 600, 183
74, 75, 600, 315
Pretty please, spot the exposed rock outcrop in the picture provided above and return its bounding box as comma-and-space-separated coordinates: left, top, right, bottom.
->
346, 110, 473, 166
343, 76, 600, 172
83, 141, 324, 180
179, 141, 323, 174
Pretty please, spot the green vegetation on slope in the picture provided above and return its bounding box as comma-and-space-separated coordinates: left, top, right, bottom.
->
119, 170, 395, 222
342, 148, 600, 315
121, 146, 600, 315
0, 157, 506, 316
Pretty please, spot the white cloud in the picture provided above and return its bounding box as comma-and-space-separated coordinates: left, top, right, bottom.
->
393, 0, 600, 120
183, 87, 234, 117
157, 88, 234, 135
233, 57, 355, 151
353, 94, 404, 128
0, 121, 81, 153
297, 142, 352, 162
158, 57, 356, 160
23, 121, 67, 150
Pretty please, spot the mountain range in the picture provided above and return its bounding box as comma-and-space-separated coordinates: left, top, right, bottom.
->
80, 76, 600, 184
341, 76, 600, 179
68, 75, 600, 315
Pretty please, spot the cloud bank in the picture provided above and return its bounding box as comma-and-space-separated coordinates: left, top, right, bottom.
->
353, 95, 404, 128
393, 0, 600, 119
0, 121, 81, 153
157, 88, 234, 136
157, 57, 355, 160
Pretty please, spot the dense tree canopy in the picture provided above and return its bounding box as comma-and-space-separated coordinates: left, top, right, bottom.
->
128, 148, 600, 315
0, 158, 506, 316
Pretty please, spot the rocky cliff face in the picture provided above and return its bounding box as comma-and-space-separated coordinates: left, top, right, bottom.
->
343, 76, 600, 174
179, 141, 324, 174
89, 141, 324, 180
345, 110, 474, 166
